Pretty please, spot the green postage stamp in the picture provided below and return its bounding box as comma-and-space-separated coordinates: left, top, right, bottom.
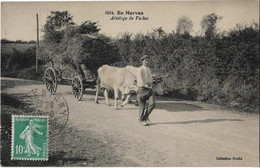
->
11, 115, 48, 160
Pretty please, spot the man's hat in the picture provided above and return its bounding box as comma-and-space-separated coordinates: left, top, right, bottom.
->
141, 55, 150, 61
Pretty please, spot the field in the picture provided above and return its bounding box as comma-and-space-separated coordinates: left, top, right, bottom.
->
1, 42, 36, 75
1, 43, 35, 54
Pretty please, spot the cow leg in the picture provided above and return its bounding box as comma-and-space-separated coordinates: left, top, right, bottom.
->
113, 89, 119, 109
121, 94, 131, 107
135, 100, 139, 106
95, 83, 100, 104
121, 94, 126, 101
104, 89, 111, 106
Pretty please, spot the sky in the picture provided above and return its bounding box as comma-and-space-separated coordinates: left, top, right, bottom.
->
1, 0, 259, 41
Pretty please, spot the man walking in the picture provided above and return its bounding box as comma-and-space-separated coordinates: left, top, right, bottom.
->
137, 55, 155, 126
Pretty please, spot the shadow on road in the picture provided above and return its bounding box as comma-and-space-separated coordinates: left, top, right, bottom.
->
155, 102, 204, 112
151, 118, 243, 125
1, 78, 43, 90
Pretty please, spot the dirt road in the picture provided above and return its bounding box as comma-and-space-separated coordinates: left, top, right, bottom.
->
1, 77, 259, 166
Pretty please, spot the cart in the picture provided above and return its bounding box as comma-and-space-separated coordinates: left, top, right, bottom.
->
44, 63, 96, 101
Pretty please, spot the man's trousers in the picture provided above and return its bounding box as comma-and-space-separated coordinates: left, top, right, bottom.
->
137, 87, 155, 121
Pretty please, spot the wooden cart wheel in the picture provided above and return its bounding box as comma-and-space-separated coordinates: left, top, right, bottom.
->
72, 76, 84, 101
44, 67, 57, 94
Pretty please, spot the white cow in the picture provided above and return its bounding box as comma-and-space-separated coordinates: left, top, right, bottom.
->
95, 65, 137, 109
95, 65, 167, 109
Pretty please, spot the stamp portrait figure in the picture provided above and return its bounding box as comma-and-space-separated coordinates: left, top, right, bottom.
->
19, 120, 43, 157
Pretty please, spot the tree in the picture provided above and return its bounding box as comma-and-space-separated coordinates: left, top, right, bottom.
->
116, 33, 133, 65
176, 16, 193, 35
80, 21, 100, 34
1, 39, 13, 43
62, 21, 100, 39
201, 13, 222, 38
152, 27, 166, 38
42, 11, 75, 43
40, 11, 118, 78
28, 40, 36, 44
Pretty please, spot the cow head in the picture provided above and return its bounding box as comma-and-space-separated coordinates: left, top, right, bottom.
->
152, 74, 169, 95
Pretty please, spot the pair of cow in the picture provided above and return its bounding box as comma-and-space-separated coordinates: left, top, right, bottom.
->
95, 65, 168, 109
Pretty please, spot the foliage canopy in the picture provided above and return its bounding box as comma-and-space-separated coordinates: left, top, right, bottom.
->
40, 11, 119, 75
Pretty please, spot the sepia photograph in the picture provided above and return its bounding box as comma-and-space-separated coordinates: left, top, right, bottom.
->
1, 0, 259, 167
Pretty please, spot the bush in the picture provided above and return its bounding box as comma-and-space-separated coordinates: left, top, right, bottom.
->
2, 66, 45, 81
115, 25, 259, 112
1, 45, 37, 72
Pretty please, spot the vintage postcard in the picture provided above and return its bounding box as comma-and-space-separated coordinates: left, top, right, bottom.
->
1, 1, 259, 167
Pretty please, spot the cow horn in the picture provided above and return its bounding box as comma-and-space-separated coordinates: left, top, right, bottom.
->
161, 74, 169, 78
